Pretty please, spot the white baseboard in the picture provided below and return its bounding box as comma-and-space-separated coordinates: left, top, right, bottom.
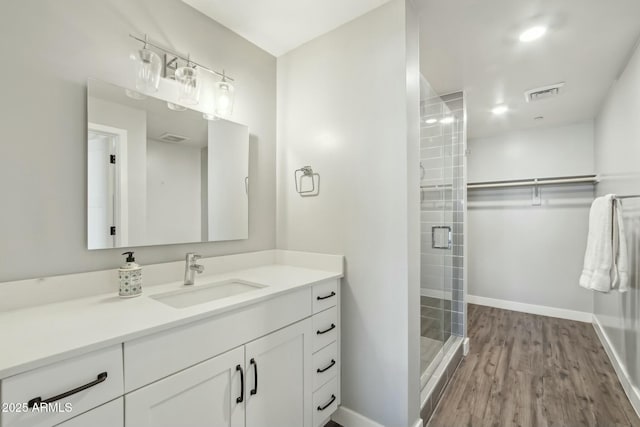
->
332, 407, 385, 427
592, 315, 640, 418
463, 337, 470, 356
467, 294, 592, 322
332, 407, 423, 427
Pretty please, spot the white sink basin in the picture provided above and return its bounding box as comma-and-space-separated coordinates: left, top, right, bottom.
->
151, 279, 267, 309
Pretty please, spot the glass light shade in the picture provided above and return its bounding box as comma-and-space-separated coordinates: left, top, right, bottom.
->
135, 48, 161, 93
125, 89, 147, 100
167, 102, 187, 112
175, 66, 200, 105
214, 80, 235, 116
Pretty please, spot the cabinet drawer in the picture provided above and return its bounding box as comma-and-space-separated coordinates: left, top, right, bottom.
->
1, 345, 123, 427
55, 398, 123, 427
312, 377, 338, 427
312, 342, 337, 391
312, 280, 338, 314
312, 306, 337, 353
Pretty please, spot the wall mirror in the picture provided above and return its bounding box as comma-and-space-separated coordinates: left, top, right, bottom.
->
87, 78, 249, 250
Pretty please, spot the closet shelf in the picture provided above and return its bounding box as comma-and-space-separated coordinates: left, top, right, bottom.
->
467, 174, 598, 190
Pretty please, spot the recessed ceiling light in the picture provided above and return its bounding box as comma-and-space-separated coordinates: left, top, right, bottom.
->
440, 116, 454, 124
519, 26, 547, 42
425, 118, 438, 124
492, 105, 509, 115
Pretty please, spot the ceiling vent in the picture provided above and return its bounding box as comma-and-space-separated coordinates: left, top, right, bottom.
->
524, 83, 565, 102
158, 132, 189, 143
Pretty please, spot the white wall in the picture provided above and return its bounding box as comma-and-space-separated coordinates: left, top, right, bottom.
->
146, 140, 202, 245
594, 39, 640, 401
468, 121, 595, 314
0, 0, 276, 282
468, 121, 595, 182
276, 1, 421, 425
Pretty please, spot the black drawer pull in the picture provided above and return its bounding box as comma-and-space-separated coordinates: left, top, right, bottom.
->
317, 394, 336, 411
236, 365, 244, 403
27, 372, 108, 409
250, 358, 258, 395
317, 323, 336, 335
317, 359, 336, 373
316, 291, 336, 301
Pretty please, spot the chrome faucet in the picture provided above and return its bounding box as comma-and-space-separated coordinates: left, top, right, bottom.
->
184, 253, 204, 285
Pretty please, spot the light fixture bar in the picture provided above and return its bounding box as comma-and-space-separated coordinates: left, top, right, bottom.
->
129, 33, 234, 82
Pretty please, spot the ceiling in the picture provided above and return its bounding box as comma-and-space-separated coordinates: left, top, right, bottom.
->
417, 0, 640, 139
182, 0, 392, 56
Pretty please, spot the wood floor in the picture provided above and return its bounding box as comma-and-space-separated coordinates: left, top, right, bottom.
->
428, 304, 640, 427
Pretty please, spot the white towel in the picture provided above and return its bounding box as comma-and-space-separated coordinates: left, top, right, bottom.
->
612, 199, 629, 292
579, 194, 629, 293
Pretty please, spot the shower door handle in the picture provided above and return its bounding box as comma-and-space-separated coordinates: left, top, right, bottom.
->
432, 226, 452, 250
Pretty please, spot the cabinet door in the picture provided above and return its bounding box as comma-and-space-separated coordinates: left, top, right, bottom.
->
55, 398, 123, 427
125, 346, 244, 427
245, 319, 312, 427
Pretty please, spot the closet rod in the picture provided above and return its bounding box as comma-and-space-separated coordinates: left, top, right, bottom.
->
467, 175, 598, 190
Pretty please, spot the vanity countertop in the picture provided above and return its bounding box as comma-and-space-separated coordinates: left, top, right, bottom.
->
0, 261, 342, 379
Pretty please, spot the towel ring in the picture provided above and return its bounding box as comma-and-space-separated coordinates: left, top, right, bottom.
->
294, 166, 320, 197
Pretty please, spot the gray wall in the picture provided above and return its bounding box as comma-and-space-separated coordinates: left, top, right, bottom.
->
594, 39, 640, 396
0, 0, 276, 282
467, 121, 595, 313
276, 1, 421, 425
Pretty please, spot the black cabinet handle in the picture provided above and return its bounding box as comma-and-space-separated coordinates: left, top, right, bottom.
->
317, 394, 336, 411
250, 358, 258, 395
317, 359, 336, 373
317, 323, 336, 335
316, 291, 336, 301
236, 364, 244, 403
27, 372, 108, 409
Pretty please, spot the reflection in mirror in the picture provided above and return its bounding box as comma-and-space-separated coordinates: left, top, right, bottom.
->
87, 79, 249, 250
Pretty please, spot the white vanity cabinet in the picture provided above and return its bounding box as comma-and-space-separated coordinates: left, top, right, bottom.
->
125, 347, 245, 427
244, 319, 312, 427
0, 345, 123, 427
125, 318, 314, 427
54, 399, 123, 427
0, 277, 341, 427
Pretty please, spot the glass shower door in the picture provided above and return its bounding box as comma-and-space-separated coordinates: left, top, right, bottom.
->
419, 79, 454, 386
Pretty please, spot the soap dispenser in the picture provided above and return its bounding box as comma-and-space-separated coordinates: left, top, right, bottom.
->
119, 251, 142, 298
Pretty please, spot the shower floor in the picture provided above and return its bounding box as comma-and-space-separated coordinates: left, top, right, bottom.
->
420, 336, 442, 373
420, 295, 453, 377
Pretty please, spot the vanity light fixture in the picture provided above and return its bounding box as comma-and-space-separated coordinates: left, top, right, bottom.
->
425, 118, 438, 124
519, 26, 547, 42
214, 71, 235, 117
135, 35, 161, 93
129, 33, 236, 115
167, 102, 187, 112
125, 89, 147, 100
175, 63, 200, 105
492, 105, 509, 115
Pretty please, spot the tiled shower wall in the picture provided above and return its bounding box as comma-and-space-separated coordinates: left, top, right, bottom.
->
420, 90, 466, 338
